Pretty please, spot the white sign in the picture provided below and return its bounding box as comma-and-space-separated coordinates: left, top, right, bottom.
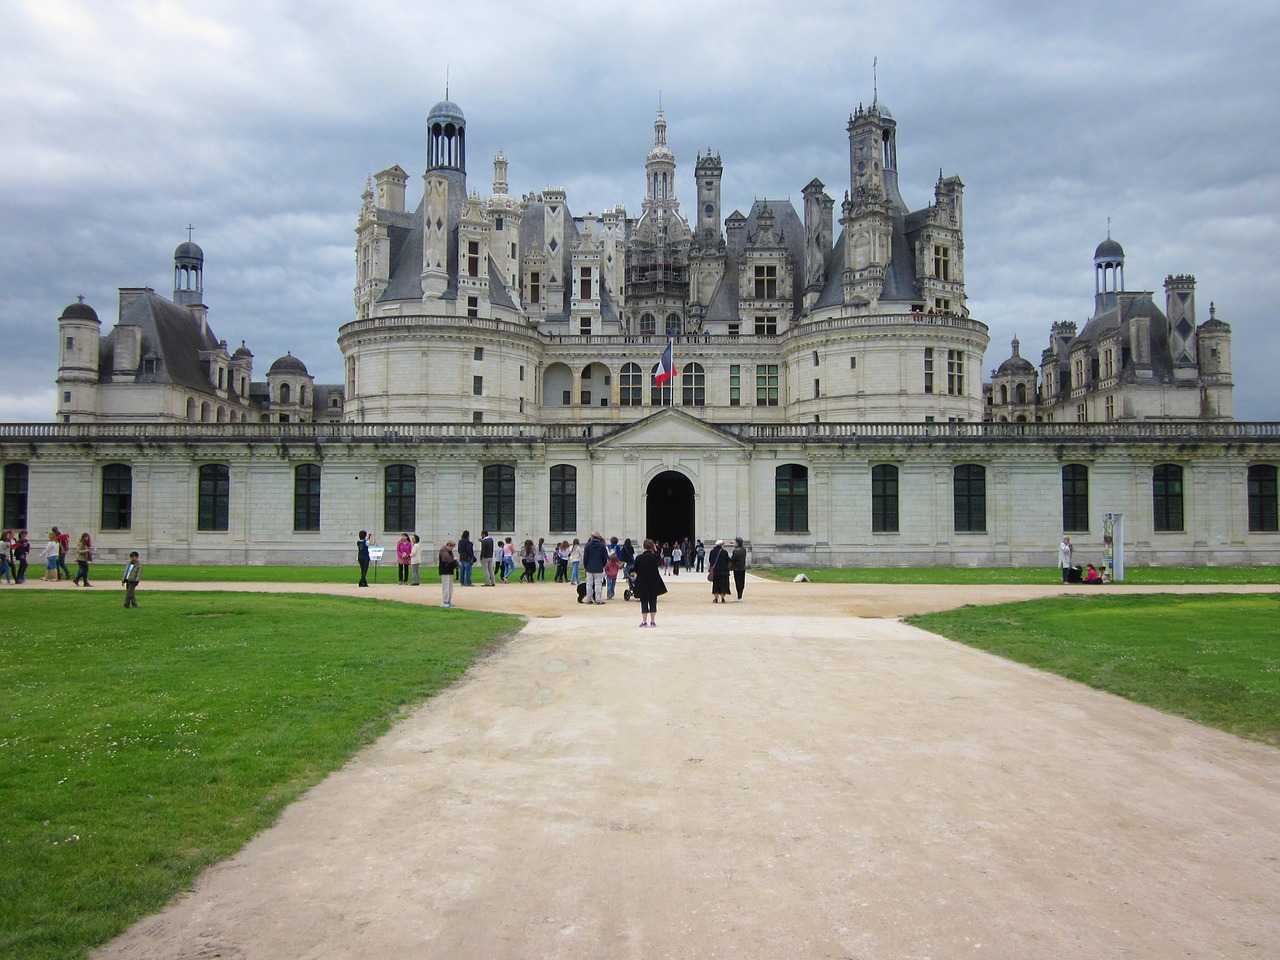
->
367, 546, 386, 562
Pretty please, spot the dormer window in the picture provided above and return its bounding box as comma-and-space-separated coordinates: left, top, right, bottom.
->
753, 265, 777, 299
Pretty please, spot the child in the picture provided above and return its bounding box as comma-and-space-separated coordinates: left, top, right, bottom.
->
122, 551, 142, 608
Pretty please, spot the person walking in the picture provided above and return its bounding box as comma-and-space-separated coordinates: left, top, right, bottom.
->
1058, 535, 1074, 584
671, 541, 683, 575
501, 537, 516, 583
568, 538, 583, 586
356, 530, 374, 587
582, 532, 608, 604
457, 531, 475, 586
73, 532, 94, 586
708, 539, 731, 603
396, 533, 413, 585
683, 536, 695, 573
438, 539, 457, 607
13, 531, 30, 584
409, 534, 422, 586
0, 530, 14, 584
632, 539, 666, 627
41, 530, 59, 581
53, 526, 72, 581
536, 538, 547, 581
694, 539, 705, 572
479, 531, 496, 586
605, 549, 622, 600
121, 551, 142, 607
520, 539, 537, 583
555, 541, 569, 582
730, 536, 748, 602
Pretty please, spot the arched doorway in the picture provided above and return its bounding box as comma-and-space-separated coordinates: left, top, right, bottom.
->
645, 471, 695, 546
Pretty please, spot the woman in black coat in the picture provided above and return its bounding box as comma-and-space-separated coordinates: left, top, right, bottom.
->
632, 538, 667, 627
707, 539, 731, 603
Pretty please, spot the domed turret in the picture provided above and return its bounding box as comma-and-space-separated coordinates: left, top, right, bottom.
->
267, 352, 309, 377
427, 98, 466, 171
1094, 237, 1124, 261
59, 300, 100, 324
174, 235, 204, 307
57, 297, 101, 422
1094, 232, 1125, 307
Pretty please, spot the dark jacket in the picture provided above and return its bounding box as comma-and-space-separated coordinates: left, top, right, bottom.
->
730, 545, 747, 571
438, 546, 457, 577
479, 536, 495, 559
631, 550, 667, 599
582, 536, 609, 574
458, 537, 475, 563
708, 546, 729, 572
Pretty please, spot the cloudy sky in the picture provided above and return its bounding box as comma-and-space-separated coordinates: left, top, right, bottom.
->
2, 0, 1276, 420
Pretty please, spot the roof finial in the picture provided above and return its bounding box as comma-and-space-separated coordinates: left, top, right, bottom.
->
1106, 216, 1111, 239
77, 294, 85, 304
187, 224, 194, 242
445, 64, 449, 101
873, 57, 878, 105
1210, 301, 1216, 321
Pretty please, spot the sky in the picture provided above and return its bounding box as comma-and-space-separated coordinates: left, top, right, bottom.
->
2, 0, 1277, 421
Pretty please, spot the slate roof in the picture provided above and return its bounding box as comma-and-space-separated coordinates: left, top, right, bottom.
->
102, 291, 222, 394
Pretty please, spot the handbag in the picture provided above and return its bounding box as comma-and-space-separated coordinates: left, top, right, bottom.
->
707, 571, 714, 582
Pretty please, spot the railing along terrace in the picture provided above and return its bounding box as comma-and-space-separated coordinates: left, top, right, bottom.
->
3, 421, 1278, 444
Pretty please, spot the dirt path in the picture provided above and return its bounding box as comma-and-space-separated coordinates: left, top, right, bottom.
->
92, 576, 1280, 959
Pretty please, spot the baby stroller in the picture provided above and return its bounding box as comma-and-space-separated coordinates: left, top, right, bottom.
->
622, 568, 638, 601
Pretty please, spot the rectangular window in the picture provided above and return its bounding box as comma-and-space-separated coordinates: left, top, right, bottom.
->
529, 272, 541, 304
467, 240, 480, 278
474, 347, 484, 361
384, 464, 416, 532
63, 391, 71, 403
1248, 465, 1279, 532
473, 375, 483, 396
924, 348, 934, 394
1104, 396, 1114, 420
197, 464, 230, 532
483, 464, 515, 531
293, 464, 321, 532
65, 336, 74, 350
549, 465, 577, 533
519, 365, 524, 381
580, 317, 591, 336
755, 364, 779, 406
871, 464, 899, 533
813, 351, 820, 366
947, 350, 964, 395
728, 322, 740, 337
495, 216, 504, 231
579, 267, 592, 300
934, 244, 951, 281
850, 356, 857, 370
814, 379, 820, 400
467, 296, 479, 318
1152, 464, 1184, 533
953, 464, 986, 533
473, 411, 483, 424
1062, 464, 1089, 532
774, 465, 808, 533
935, 298, 951, 312
729, 364, 741, 406
753, 264, 778, 299
754, 316, 777, 336
101, 464, 132, 530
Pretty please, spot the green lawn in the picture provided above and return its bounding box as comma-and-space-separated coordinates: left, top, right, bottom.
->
0, 591, 522, 960
763, 566, 1280, 585
907, 593, 1280, 746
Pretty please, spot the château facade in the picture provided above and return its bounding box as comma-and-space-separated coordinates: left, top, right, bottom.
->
9, 96, 1275, 569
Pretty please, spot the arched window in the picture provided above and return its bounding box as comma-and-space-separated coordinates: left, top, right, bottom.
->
101, 463, 132, 531
682, 362, 705, 406
483, 464, 515, 531
1015, 383, 1027, 404
871, 464, 899, 533
200, 401, 211, 422
1062, 464, 1089, 532
216, 406, 226, 423
665, 312, 682, 336
775, 464, 808, 533
1248, 465, 1278, 532
1152, 464, 1184, 532
294, 464, 321, 532
619, 363, 642, 406
953, 464, 986, 533
549, 465, 576, 533
197, 464, 230, 531
299, 384, 307, 407
3, 462, 29, 529
384, 464, 416, 532
640, 313, 656, 336
999, 384, 1008, 404
186, 397, 196, 420
280, 382, 291, 405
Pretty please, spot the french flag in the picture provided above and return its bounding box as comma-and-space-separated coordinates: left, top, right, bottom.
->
653, 341, 677, 386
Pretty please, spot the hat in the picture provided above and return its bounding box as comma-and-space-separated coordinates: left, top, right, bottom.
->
715, 539, 724, 547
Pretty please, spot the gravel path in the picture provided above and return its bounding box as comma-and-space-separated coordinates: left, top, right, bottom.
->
91, 576, 1280, 959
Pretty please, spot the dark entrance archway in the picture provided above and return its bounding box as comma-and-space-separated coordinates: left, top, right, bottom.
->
645, 471, 695, 546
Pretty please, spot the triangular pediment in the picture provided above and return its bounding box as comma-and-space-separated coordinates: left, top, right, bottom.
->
592, 408, 751, 451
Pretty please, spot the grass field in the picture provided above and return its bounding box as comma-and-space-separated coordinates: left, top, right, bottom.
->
763, 566, 1280, 585
0, 591, 522, 960
907, 593, 1280, 746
